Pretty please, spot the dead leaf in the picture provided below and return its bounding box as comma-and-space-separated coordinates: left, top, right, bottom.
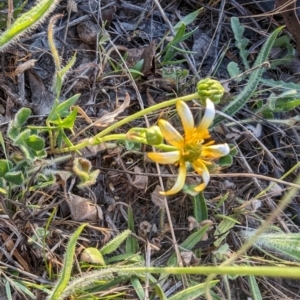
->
5, 59, 37, 79
181, 251, 201, 266
77, 21, 101, 45
80, 142, 120, 158
102, 7, 116, 29
28, 70, 54, 115
150, 238, 161, 251
139, 221, 152, 235
151, 185, 165, 208
187, 216, 200, 231
126, 40, 156, 75
67, 192, 103, 221
132, 166, 148, 190
67, 0, 77, 13
1, 232, 31, 272
93, 93, 131, 127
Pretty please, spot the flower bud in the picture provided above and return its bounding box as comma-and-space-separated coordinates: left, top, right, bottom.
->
197, 78, 224, 104
145, 126, 163, 145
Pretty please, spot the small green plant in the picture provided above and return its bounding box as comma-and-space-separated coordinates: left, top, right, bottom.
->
227, 17, 250, 77
214, 22, 284, 125
223, 17, 300, 122
158, 8, 201, 66
255, 78, 300, 118
0, 108, 69, 196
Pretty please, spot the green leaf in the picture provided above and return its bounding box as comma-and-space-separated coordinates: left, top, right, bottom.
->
81, 247, 105, 265
260, 77, 300, 91
59, 52, 77, 79
56, 107, 78, 129
213, 26, 284, 125
214, 215, 239, 247
53, 53, 77, 97
171, 23, 186, 44
7, 108, 32, 141
174, 8, 202, 31
56, 129, 74, 149
11, 281, 36, 299
167, 224, 210, 266
240, 230, 300, 262
54, 94, 80, 118
14, 107, 31, 127
47, 223, 87, 300
227, 61, 243, 81
179, 27, 198, 43
168, 280, 219, 300
162, 25, 198, 64
131, 277, 144, 300
105, 253, 144, 264
231, 17, 249, 70
47, 94, 80, 122
218, 154, 233, 167
4, 170, 24, 185
163, 24, 186, 62
100, 229, 131, 255
0, 159, 13, 177
191, 192, 208, 222
54, 73, 63, 98
168, 45, 197, 55
13, 129, 31, 146
271, 35, 295, 67
0, 187, 7, 195
25, 135, 45, 151
248, 273, 263, 300
126, 206, 138, 254
275, 98, 300, 111
72, 157, 100, 188
4, 280, 12, 300
33, 148, 47, 159
229, 144, 238, 156
0, 131, 8, 160
77, 170, 99, 188
131, 59, 144, 73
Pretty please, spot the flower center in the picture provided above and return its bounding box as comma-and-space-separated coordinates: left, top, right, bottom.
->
182, 142, 203, 162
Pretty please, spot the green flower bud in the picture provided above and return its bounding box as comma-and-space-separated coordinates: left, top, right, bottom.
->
196, 78, 224, 104
146, 126, 163, 145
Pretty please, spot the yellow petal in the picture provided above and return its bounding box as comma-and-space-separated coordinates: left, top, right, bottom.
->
193, 160, 210, 192
160, 161, 186, 195
147, 151, 180, 164
202, 143, 230, 158
176, 101, 194, 140
158, 119, 184, 148
195, 98, 215, 138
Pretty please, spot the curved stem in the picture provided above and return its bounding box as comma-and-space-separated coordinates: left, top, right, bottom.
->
53, 93, 199, 154
52, 134, 127, 153
94, 92, 199, 140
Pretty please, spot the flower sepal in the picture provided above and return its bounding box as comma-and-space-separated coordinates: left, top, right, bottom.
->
127, 126, 163, 146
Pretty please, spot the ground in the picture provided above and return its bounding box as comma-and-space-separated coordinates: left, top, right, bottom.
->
0, 0, 300, 299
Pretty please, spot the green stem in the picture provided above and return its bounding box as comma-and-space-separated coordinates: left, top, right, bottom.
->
54, 92, 199, 154
53, 134, 127, 153
94, 92, 199, 140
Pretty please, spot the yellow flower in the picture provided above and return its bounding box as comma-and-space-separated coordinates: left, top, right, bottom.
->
147, 99, 230, 195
